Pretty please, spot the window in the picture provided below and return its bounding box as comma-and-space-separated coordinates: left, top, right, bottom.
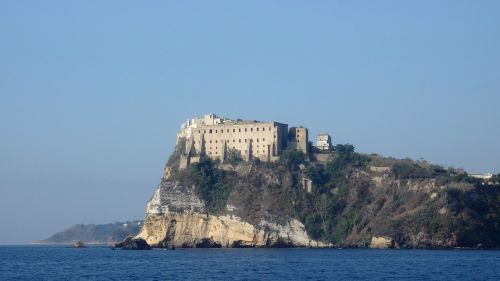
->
263, 138, 265, 141
204, 130, 206, 133
233, 139, 235, 142
256, 128, 259, 132
251, 128, 253, 132
245, 139, 247, 143
215, 152, 218, 154
263, 127, 265, 131
227, 129, 229, 133
239, 128, 241, 132
215, 140, 218, 143
215, 129, 217, 133
233, 146, 235, 149
233, 129, 235, 132
245, 128, 247, 132
239, 139, 241, 143
257, 138, 259, 142
210, 140, 212, 143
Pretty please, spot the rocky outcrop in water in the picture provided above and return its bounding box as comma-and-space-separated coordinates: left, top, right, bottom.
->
114, 237, 151, 250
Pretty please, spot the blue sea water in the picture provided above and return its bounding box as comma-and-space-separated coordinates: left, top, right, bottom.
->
0, 246, 499, 281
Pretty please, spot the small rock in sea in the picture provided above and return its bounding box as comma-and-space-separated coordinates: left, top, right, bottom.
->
72, 241, 85, 248
114, 237, 151, 250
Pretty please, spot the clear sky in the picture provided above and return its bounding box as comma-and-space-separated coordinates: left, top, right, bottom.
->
1, 1, 499, 244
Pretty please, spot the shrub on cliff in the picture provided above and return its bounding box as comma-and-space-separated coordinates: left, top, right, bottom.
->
295, 144, 371, 243
190, 158, 231, 214
391, 160, 449, 180
226, 149, 243, 167
279, 149, 307, 170
306, 144, 368, 191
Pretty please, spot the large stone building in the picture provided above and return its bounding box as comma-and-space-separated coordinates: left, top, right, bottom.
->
177, 114, 308, 168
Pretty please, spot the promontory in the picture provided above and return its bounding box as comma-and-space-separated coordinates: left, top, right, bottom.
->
126, 114, 500, 249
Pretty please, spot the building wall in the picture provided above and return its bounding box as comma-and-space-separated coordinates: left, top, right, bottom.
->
176, 114, 310, 166
186, 121, 289, 162
311, 152, 332, 164
288, 127, 308, 154
316, 134, 332, 151
369, 166, 391, 173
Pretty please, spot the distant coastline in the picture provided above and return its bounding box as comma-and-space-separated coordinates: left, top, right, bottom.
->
38, 221, 142, 245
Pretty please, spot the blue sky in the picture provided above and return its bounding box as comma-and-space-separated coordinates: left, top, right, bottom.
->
1, 1, 499, 244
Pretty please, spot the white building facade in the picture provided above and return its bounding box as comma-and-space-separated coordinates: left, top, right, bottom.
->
316, 133, 332, 151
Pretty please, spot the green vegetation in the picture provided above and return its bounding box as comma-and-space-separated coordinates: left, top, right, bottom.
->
292, 144, 370, 243
171, 143, 500, 248
189, 158, 231, 214
279, 149, 307, 170
444, 186, 500, 246
226, 149, 243, 167
392, 160, 448, 179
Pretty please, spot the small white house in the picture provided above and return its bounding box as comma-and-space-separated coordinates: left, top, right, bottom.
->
316, 133, 332, 151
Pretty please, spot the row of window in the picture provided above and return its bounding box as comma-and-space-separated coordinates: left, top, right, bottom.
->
208, 138, 266, 144
201, 126, 272, 134
207, 149, 267, 155
208, 144, 268, 150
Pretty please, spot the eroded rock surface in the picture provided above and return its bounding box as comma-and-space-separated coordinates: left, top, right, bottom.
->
136, 179, 329, 248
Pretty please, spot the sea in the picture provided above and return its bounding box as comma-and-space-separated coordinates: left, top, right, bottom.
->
0, 246, 499, 280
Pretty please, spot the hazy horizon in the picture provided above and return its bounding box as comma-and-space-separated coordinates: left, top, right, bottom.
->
1, 1, 500, 244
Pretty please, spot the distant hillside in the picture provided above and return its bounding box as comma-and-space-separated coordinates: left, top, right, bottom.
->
41, 221, 143, 244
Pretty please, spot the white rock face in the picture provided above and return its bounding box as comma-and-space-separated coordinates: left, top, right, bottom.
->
370, 236, 393, 248
146, 181, 205, 215
137, 180, 329, 248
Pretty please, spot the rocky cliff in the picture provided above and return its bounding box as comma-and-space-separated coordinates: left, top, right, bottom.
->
135, 144, 500, 249
137, 179, 328, 248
